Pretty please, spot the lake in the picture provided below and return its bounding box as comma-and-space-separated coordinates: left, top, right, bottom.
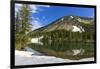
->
27, 40, 94, 60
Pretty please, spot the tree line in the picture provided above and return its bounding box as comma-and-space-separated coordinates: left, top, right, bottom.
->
29, 29, 94, 43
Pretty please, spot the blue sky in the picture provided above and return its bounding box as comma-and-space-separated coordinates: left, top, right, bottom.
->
15, 4, 94, 30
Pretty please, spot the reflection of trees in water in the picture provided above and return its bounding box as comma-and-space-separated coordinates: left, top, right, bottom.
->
27, 39, 94, 60
43, 40, 94, 52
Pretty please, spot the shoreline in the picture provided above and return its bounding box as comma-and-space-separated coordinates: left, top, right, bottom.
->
15, 50, 94, 65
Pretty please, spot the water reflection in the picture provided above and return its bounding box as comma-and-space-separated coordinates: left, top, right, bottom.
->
27, 40, 94, 60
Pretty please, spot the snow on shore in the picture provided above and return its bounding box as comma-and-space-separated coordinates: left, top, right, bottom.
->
31, 36, 43, 45
15, 50, 94, 65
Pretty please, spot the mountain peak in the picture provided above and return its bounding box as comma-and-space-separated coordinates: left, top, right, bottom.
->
70, 16, 74, 19
31, 15, 94, 33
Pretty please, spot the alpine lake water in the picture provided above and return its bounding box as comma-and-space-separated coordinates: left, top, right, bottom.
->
26, 39, 94, 60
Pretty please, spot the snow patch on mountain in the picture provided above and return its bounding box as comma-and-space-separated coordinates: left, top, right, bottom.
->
72, 26, 85, 32
70, 16, 74, 19
77, 18, 82, 22
72, 26, 81, 32
80, 26, 85, 32
61, 18, 64, 21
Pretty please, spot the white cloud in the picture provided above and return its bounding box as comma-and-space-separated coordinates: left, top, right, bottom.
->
31, 20, 42, 30
15, 4, 39, 13
31, 17, 39, 20
89, 14, 94, 18
45, 5, 50, 8
31, 17, 42, 30
39, 5, 51, 8
29, 5, 39, 13
15, 4, 51, 13
30, 5, 51, 13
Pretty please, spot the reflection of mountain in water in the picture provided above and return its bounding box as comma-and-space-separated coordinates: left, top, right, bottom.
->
27, 40, 94, 60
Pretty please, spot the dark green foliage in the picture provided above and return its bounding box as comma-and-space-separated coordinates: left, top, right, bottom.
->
29, 29, 94, 42
15, 5, 32, 50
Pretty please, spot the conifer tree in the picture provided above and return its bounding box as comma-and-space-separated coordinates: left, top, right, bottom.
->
15, 4, 32, 50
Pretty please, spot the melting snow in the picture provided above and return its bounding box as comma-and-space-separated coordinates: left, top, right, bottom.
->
72, 26, 82, 32
70, 16, 74, 19
31, 36, 43, 45
72, 49, 85, 55
77, 18, 82, 22
15, 50, 94, 65
80, 26, 85, 32
61, 18, 64, 21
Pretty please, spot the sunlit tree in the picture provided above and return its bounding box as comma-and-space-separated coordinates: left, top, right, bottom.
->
15, 4, 32, 50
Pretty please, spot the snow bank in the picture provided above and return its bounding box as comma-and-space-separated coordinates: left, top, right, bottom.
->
72, 26, 81, 32
72, 26, 85, 33
15, 50, 94, 65
31, 36, 43, 45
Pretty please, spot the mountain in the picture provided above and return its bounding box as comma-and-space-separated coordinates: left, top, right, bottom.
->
26, 15, 94, 60
32, 15, 94, 33
27, 15, 94, 39
27, 15, 94, 43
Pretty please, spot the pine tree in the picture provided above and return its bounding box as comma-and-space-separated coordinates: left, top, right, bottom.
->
19, 4, 32, 34
15, 4, 32, 50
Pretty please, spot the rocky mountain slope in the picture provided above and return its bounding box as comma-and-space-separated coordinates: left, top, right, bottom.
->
32, 15, 94, 33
